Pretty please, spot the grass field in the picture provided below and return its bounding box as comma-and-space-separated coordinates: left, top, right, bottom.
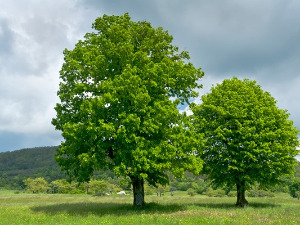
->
0, 190, 299, 224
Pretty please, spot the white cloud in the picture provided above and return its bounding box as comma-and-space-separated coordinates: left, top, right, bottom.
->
0, 0, 86, 150
0, 71, 59, 134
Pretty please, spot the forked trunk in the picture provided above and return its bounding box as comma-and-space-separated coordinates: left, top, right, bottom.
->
236, 181, 248, 207
132, 177, 145, 207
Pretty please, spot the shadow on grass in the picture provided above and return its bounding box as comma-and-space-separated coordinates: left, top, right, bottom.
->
31, 202, 186, 217
31, 200, 279, 217
191, 202, 279, 209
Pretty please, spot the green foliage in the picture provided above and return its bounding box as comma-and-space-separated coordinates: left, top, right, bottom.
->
187, 188, 196, 196
0, 146, 298, 195
0, 146, 65, 189
86, 179, 109, 195
289, 177, 300, 198
23, 177, 49, 194
50, 179, 85, 194
192, 180, 210, 194
170, 172, 209, 193
108, 183, 122, 194
52, 13, 204, 189
295, 162, 300, 177
269, 175, 292, 193
144, 183, 156, 195
51, 179, 111, 195
247, 190, 275, 198
204, 188, 226, 197
172, 181, 191, 191
156, 184, 169, 196
227, 191, 237, 197
191, 77, 299, 200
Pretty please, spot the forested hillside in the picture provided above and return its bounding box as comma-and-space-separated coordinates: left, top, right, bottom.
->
0, 146, 65, 188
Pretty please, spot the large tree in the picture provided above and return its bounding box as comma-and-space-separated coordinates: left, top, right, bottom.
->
191, 77, 299, 207
52, 13, 204, 206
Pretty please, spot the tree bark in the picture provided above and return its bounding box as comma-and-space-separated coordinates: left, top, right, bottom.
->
236, 180, 248, 207
132, 177, 145, 207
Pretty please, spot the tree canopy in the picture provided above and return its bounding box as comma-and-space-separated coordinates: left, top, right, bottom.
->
191, 77, 299, 207
52, 13, 204, 206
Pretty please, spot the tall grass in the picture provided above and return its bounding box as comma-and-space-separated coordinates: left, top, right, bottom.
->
0, 191, 299, 224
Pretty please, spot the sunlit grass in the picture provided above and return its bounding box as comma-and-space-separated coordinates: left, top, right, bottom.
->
0, 190, 299, 224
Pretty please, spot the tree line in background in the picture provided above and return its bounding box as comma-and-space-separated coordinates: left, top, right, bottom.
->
0, 147, 299, 199
4, 170, 300, 200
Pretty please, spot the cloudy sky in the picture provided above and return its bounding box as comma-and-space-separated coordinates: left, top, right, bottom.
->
0, 0, 299, 153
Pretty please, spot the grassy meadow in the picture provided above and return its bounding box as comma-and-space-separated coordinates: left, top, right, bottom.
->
0, 190, 299, 225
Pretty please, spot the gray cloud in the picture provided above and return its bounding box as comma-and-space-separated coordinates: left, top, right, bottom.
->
0, 19, 14, 55
0, 0, 83, 151
80, 1, 300, 77
174, 1, 300, 76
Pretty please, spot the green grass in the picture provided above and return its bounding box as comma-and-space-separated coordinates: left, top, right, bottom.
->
0, 191, 299, 224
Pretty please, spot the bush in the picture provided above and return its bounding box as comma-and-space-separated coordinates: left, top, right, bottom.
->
187, 188, 196, 196
51, 179, 85, 194
144, 184, 156, 195
23, 177, 49, 194
204, 188, 225, 197
174, 182, 191, 191
227, 191, 237, 197
192, 180, 210, 194
247, 190, 274, 197
87, 180, 109, 195
109, 184, 122, 194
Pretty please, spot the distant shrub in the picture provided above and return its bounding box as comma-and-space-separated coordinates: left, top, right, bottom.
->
51, 179, 85, 194
109, 184, 122, 194
174, 182, 191, 191
187, 188, 196, 196
23, 177, 49, 194
144, 184, 156, 195
87, 180, 109, 195
247, 190, 274, 197
227, 191, 237, 197
204, 188, 225, 197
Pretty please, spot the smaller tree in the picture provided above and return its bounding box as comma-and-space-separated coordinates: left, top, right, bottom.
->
51, 179, 85, 194
86, 179, 109, 195
192, 77, 299, 207
51, 179, 67, 193
187, 188, 196, 196
191, 179, 210, 194
156, 184, 169, 197
23, 177, 49, 194
51, 179, 72, 194
144, 183, 156, 195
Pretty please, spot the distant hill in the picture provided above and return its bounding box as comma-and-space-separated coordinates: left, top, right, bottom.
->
0, 146, 299, 190
0, 146, 65, 185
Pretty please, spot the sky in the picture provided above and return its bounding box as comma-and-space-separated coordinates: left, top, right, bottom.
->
0, 0, 299, 156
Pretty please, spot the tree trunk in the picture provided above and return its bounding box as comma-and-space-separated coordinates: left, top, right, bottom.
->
132, 177, 145, 207
236, 180, 248, 207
